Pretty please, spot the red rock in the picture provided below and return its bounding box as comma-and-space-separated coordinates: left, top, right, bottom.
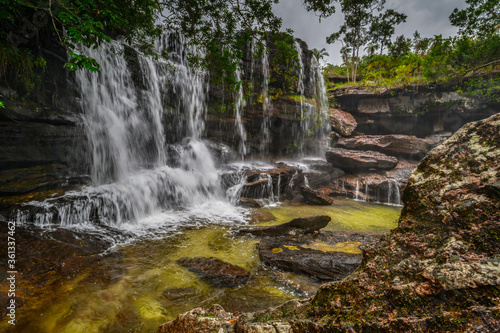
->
329, 108, 358, 137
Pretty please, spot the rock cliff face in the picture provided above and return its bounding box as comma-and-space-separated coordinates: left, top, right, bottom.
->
158, 112, 500, 332
322, 84, 499, 204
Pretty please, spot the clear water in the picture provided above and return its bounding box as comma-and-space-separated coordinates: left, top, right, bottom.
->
4, 200, 400, 333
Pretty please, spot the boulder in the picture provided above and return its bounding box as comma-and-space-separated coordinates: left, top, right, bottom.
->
176, 257, 252, 288
336, 134, 432, 160
329, 108, 357, 136
237, 215, 331, 237
326, 148, 398, 172
299, 186, 335, 205
259, 232, 380, 280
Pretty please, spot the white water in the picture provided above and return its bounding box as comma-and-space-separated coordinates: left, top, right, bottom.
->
234, 68, 248, 158
259, 45, 272, 155
16, 33, 246, 233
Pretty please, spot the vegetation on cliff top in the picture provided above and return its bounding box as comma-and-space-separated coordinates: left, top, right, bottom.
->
324, 0, 500, 95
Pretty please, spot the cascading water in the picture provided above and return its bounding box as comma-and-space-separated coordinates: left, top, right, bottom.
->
259, 45, 272, 155
387, 180, 402, 206
15, 33, 245, 233
234, 68, 248, 159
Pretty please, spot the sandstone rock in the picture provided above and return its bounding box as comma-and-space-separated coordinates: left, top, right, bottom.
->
237, 215, 331, 237
303, 170, 332, 189
299, 186, 334, 205
336, 134, 432, 160
177, 257, 252, 288
259, 232, 380, 280
329, 108, 357, 136
325, 148, 398, 172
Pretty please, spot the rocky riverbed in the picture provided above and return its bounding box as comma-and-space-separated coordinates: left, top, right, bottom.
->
158, 113, 500, 332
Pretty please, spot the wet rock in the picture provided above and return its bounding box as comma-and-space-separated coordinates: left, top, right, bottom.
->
299, 186, 334, 205
329, 108, 357, 136
303, 170, 332, 189
299, 158, 335, 173
269, 271, 322, 296
259, 232, 380, 280
238, 198, 264, 208
323, 160, 416, 204
0, 223, 120, 319
176, 257, 252, 288
157, 304, 237, 333
326, 148, 398, 172
241, 179, 271, 199
238, 215, 331, 237
162, 287, 198, 303
336, 134, 432, 160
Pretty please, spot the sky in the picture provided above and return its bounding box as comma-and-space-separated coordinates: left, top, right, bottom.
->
272, 0, 468, 65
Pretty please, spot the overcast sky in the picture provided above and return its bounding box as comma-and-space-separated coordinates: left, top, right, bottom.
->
273, 0, 468, 65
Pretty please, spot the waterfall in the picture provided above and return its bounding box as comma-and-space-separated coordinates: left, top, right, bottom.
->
294, 41, 306, 123
15, 32, 245, 231
354, 180, 360, 200
234, 68, 248, 159
387, 180, 402, 206
259, 45, 272, 155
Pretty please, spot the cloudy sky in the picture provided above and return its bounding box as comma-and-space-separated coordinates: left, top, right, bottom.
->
273, 0, 468, 64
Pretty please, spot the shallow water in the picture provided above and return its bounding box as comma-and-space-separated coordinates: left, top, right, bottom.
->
6, 200, 400, 333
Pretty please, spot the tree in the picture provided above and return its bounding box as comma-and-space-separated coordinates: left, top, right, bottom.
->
449, 0, 500, 74
369, 8, 407, 56
0, 0, 337, 80
449, 0, 500, 38
326, 0, 405, 82
388, 34, 412, 58
312, 47, 329, 61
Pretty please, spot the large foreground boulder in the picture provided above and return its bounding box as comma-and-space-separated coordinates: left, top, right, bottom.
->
160, 113, 500, 332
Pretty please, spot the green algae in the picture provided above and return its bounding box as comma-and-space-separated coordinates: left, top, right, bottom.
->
3, 200, 400, 332
258, 198, 400, 234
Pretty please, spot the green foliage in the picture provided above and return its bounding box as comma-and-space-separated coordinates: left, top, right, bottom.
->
327, 0, 406, 82
0, 101, 4, 108
449, 0, 500, 38
270, 32, 301, 95
0, 44, 46, 93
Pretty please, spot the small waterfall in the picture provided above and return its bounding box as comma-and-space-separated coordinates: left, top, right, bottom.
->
234, 68, 248, 159
259, 45, 272, 155
304, 175, 310, 187
294, 41, 305, 123
354, 180, 360, 200
364, 183, 369, 202
387, 180, 402, 206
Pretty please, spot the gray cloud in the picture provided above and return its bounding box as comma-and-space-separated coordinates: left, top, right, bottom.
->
273, 0, 467, 64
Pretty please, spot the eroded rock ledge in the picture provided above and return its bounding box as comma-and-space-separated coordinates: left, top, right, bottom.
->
159, 113, 500, 332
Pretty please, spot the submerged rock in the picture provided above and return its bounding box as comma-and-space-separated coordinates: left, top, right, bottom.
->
177, 257, 252, 288
238, 215, 331, 237
259, 232, 379, 280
